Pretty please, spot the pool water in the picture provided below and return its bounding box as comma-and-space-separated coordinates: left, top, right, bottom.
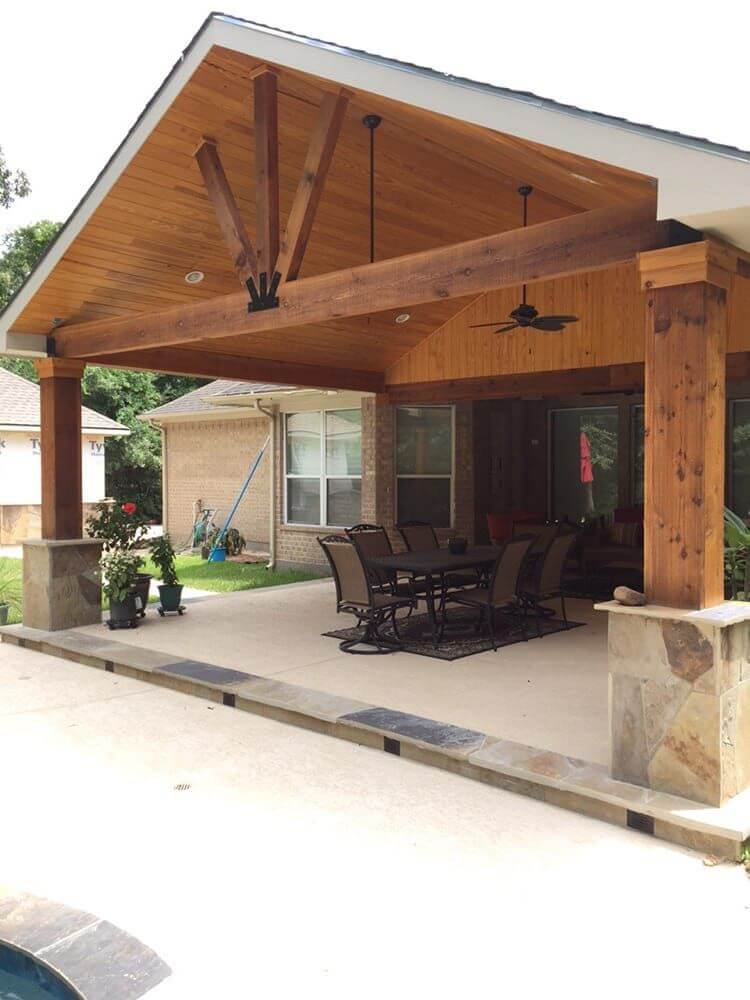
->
0, 944, 79, 1000
0, 969, 60, 999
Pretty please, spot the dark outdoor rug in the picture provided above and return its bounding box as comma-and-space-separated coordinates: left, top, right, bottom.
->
323, 608, 584, 661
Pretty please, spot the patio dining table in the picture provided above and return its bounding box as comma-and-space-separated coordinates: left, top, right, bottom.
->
367, 545, 500, 646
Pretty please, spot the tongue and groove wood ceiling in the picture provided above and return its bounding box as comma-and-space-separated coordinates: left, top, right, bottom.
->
14, 45, 655, 373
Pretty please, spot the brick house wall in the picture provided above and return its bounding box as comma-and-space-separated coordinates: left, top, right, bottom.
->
163, 416, 270, 548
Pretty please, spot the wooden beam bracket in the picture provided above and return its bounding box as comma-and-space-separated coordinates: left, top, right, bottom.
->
194, 138, 258, 286
276, 88, 352, 284
246, 269, 282, 313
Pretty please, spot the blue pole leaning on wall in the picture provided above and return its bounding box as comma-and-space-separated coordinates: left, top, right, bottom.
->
208, 436, 270, 562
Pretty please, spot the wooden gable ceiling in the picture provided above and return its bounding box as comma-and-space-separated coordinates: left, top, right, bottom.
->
12, 44, 656, 374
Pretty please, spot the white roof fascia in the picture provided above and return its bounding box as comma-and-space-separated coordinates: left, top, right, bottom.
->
210, 388, 366, 410
138, 405, 259, 425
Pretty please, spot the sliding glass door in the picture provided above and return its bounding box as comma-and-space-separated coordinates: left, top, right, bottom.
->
550, 407, 619, 520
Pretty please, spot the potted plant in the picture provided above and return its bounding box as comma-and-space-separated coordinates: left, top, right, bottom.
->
149, 533, 184, 614
0, 562, 21, 626
724, 507, 750, 599
87, 500, 151, 616
101, 549, 143, 629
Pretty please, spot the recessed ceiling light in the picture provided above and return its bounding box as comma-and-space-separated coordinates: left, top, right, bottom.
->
395, 313, 410, 324
185, 270, 205, 284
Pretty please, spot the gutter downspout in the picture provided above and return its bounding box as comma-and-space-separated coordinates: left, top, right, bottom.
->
160, 424, 168, 535
255, 401, 276, 570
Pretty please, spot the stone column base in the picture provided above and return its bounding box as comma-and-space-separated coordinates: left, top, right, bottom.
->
23, 538, 103, 631
601, 601, 750, 807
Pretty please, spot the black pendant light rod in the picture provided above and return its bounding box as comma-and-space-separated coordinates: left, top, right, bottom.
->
518, 184, 532, 306
363, 114, 382, 264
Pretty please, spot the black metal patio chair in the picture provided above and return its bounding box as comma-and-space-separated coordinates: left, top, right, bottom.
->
346, 523, 426, 605
520, 531, 579, 636
318, 534, 416, 654
449, 534, 535, 650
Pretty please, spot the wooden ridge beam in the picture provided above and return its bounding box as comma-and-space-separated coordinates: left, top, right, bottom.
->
90, 346, 384, 393
253, 68, 280, 279
194, 138, 258, 285
276, 89, 351, 283
53, 200, 694, 360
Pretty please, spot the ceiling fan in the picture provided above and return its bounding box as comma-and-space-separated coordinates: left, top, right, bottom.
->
470, 185, 580, 335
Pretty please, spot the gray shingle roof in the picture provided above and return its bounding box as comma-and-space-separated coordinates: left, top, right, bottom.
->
140, 379, 293, 419
0, 367, 128, 433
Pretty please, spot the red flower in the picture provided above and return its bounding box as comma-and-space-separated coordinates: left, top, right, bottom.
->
121, 502, 137, 515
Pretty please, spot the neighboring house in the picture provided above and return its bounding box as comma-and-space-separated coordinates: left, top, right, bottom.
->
0, 368, 128, 543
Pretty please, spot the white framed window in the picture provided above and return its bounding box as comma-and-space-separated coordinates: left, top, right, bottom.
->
395, 405, 454, 528
284, 408, 362, 526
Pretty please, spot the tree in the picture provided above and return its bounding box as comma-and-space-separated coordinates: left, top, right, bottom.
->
81, 367, 163, 519
0, 220, 61, 311
0, 219, 206, 519
0, 146, 30, 209
0, 221, 62, 389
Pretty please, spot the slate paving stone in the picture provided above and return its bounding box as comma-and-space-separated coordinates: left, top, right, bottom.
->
231, 676, 374, 721
159, 659, 257, 686
0, 893, 96, 953
40, 918, 171, 1000
341, 706, 488, 753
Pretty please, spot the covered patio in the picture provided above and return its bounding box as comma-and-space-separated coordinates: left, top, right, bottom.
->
2, 15, 750, 848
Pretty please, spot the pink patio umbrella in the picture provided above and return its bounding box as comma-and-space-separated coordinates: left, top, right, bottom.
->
580, 430, 595, 515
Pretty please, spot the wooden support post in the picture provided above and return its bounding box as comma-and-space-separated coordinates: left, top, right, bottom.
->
638, 243, 731, 608
34, 358, 86, 540
253, 67, 280, 278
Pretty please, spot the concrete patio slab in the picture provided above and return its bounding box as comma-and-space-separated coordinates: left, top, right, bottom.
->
69, 580, 611, 766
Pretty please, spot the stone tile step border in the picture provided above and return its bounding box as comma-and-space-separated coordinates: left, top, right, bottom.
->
0, 889, 171, 999
3, 623, 750, 861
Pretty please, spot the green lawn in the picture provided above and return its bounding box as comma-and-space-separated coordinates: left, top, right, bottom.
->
0, 556, 22, 625
139, 554, 323, 593
0, 553, 323, 626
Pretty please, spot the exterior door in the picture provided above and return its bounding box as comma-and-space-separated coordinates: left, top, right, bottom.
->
489, 409, 512, 512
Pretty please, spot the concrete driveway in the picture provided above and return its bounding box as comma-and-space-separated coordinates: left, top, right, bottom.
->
0, 641, 747, 998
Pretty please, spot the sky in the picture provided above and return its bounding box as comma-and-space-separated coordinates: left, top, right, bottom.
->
2, 0, 749, 241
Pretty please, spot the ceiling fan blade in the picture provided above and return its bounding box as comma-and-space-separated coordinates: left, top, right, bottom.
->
469, 321, 509, 329
539, 314, 579, 324
494, 323, 519, 334
532, 318, 565, 331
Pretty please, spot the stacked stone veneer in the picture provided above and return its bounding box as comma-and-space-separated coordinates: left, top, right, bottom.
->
608, 607, 750, 806
23, 538, 103, 631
